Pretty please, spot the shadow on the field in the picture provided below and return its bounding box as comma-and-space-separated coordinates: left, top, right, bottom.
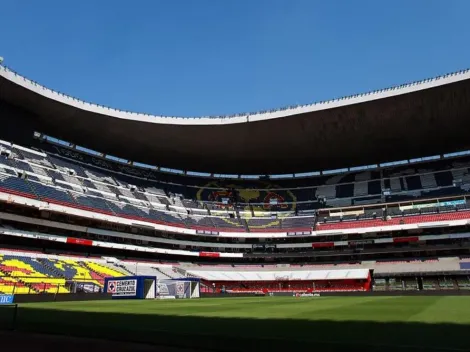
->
6, 307, 469, 352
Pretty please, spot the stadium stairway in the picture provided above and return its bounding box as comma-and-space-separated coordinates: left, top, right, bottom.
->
112, 263, 135, 276
155, 267, 180, 279
36, 258, 67, 277
79, 262, 107, 285
42, 258, 79, 280
155, 268, 172, 279
243, 219, 250, 232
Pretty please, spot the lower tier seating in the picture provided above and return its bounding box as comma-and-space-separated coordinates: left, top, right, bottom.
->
0, 253, 126, 294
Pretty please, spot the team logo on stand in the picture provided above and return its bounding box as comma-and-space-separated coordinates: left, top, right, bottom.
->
176, 282, 185, 295
107, 281, 117, 293
196, 181, 296, 212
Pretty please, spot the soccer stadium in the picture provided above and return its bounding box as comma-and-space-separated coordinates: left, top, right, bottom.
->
1, 62, 470, 350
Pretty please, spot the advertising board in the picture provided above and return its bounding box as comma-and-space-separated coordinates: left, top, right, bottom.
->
107, 279, 137, 297
0, 294, 14, 304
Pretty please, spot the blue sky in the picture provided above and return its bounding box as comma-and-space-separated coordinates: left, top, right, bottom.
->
1, 0, 470, 117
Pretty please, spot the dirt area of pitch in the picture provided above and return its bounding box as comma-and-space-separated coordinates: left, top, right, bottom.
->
0, 330, 210, 352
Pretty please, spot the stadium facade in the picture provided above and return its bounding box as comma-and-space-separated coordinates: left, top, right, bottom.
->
0, 64, 470, 295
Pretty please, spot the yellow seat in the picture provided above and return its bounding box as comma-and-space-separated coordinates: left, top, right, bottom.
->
86, 262, 126, 278
0, 256, 126, 292
0, 277, 35, 294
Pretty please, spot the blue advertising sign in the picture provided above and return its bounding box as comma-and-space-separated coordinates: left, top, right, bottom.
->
0, 294, 14, 304
440, 200, 466, 207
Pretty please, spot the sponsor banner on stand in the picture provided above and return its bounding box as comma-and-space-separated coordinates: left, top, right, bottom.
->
293, 293, 321, 298
399, 199, 465, 211
312, 242, 334, 248
66, 237, 93, 246
199, 251, 220, 258
393, 236, 419, 243
348, 239, 375, 246
287, 231, 312, 236
0, 294, 14, 304
107, 279, 137, 297
329, 210, 364, 217
157, 281, 189, 299
196, 230, 219, 236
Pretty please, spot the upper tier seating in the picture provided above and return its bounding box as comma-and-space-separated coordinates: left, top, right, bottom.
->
316, 209, 470, 231
3, 141, 470, 233
30, 180, 77, 204
281, 216, 315, 230
4, 158, 470, 233
0, 173, 36, 199
210, 216, 245, 231
49, 155, 88, 178
0, 162, 17, 176
246, 217, 280, 229
44, 144, 470, 206
15, 148, 54, 168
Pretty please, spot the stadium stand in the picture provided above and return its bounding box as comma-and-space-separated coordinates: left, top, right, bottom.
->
0, 250, 129, 294
1, 73, 470, 273
3, 140, 470, 235
2, 63, 470, 306
1, 247, 470, 295
0, 253, 69, 293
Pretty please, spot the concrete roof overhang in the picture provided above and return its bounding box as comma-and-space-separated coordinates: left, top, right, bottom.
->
1, 66, 470, 174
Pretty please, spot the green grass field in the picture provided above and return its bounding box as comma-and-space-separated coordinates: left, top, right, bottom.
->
3, 296, 470, 351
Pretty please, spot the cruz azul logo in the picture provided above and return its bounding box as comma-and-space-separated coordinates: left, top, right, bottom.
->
176, 282, 185, 296
107, 280, 117, 293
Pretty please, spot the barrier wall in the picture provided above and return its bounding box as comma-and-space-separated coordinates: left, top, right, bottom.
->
202, 290, 470, 298
104, 276, 156, 299
318, 290, 470, 297
201, 292, 267, 298
13, 292, 112, 303
157, 279, 200, 299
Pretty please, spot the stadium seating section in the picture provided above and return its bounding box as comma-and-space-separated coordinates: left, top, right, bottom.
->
0, 252, 127, 294
201, 280, 368, 294
1, 250, 470, 295
2, 140, 470, 233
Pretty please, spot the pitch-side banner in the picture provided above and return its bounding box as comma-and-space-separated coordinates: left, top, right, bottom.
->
157, 281, 189, 299
0, 294, 14, 304
107, 279, 137, 297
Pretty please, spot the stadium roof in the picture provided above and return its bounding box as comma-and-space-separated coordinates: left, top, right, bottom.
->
1, 65, 470, 175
